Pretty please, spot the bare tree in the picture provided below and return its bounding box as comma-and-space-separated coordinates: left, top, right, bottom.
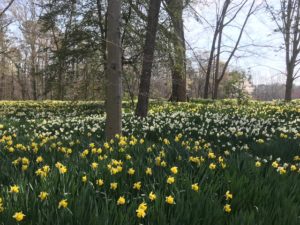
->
203, 0, 258, 99
266, 0, 300, 101
105, 0, 122, 139
135, 0, 162, 117
0, 0, 15, 18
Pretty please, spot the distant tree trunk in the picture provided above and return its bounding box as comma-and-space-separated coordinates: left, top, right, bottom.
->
96, 0, 107, 71
0, 54, 4, 99
167, 0, 187, 102
135, 0, 162, 117
285, 66, 294, 101
31, 59, 37, 100
10, 71, 14, 99
105, 0, 122, 139
213, 79, 220, 99
266, 0, 300, 101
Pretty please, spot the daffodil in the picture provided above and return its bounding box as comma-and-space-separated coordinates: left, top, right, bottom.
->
13, 211, 25, 222
209, 163, 216, 170
82, 175, 87, 183
225, 191, 233, 200
290, 165, 297, 171
38, 191, 49, 201
191, 183, 199, 192
91, 162, 98, 170
224, 204, 231, 213
117, 196, 125, 205
272, 161, 279, 168
9, 185, 20, 194
145, 167, 152, 175
58, 199, 68, 209
136, 202, 147, 218
133, 181, 142, 190
128, 168, 135, 175
255, 161, 261, 167
149, 191, 156, 201
136, 208, 146, 218
110, 182, 118, 190
170, 166, 178, 174
96, 179, 104, 186
167, 176, 175, 184
165, 195, 175, 205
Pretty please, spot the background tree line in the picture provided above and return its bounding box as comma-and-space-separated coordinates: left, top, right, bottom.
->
0, 0, 300, 106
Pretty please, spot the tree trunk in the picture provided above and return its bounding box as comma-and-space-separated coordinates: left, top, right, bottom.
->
285, 68, 293, 101
105, 0, 122, 140
135, 0, 162, 117
31, 67, 37, 100
212, 79, 220, 99
167, 0, 187, 102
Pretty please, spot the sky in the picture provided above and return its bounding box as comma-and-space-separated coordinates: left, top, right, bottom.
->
183, 0, 295, 85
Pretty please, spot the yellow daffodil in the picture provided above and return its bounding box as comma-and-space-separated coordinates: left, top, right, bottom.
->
149, 191, 156, 201
290, 165, 297, 171
208, 152, 216, 159
165, 195, 175, 205
128, 168, 135, 175
136, 208, 146, 218
170, 166, 178, 174
9, 185, 20, 194
110, 182, 118, 190
191, 183, 199, 192
91, 162, 98, 170
224, 204, 231, 213
96, 179, 104, 186
225, 191, 233, 200
209, 163, 216, 170
82, 175, 87, 183
133, 181, 142, 190
136, 202, 147, 218
272, 161, 279, 168
167, 176, 175, 184
13, 211, 25, 222
117, 196, 126, 205
38, 192, 49, 201
58, 199, 68, 209
146, 167, 152, 175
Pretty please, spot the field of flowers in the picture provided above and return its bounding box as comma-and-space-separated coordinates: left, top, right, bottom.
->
0, 100, 300, 225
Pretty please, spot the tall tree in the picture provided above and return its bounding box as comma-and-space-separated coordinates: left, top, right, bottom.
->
105, 0, 122, 139
203, 0, 257, 99
266, 0, 300, 101
135, 0, 162, 117
166, 0, 187, 102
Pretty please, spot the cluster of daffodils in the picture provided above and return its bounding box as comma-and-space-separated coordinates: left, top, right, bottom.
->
224, 191, 233, 213
0, 101, 300, 224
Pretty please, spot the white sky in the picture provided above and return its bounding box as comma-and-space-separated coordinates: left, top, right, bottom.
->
184, 1, 296, 85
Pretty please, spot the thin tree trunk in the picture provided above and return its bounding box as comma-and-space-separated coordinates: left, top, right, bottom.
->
135, 0, 162, 117
203, 20, 219, 99
213, 79, 220, 99
285, 67, 294, 101
105, 0, 122, 139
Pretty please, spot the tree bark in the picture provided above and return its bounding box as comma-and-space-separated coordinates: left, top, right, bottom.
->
135, 0, 162, 117
167, 0, 187, 102
105, 0, 122, 139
